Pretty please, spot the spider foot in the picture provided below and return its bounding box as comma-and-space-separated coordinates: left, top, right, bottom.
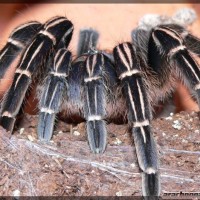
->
38, 112, 56, 141
142, 172, 160, 199
87, 120, 107, 154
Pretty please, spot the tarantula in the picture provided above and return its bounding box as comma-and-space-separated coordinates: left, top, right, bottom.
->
0, 8, 199, 198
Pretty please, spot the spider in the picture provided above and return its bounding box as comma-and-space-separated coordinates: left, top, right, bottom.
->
0, 8, 199, 198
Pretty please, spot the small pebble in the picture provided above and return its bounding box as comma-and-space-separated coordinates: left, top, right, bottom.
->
182, 139, 188, 143
116, 191, 122, 196
19, 128, 24, 135
162, 132, 166, 136
130, 163, 136, 168
27, 135, 35, 142
73, 131, 81, 136
114, 138, 122, 145
165, 116, 173, 120
13, 189, 20, 198
174, 134, 178, 137
172, 120, 182, 130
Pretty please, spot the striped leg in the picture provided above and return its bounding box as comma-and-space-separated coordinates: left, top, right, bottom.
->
113, 42, 160, 197
131, 28, 150, 55
0, 16, 73, 133
149, 25, 200, 106
184, 33, 200, 56
157, 23, 200, 56
84, 53, 108, 153
67, 29, 100, 115
0, 21, 42, 79
38, 48, 71, 141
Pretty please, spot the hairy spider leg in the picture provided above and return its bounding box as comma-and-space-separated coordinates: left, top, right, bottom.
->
157, 23, 200, 57
38, 48, 71, 141
184, 32, 200, 57
113, 42, 160, 197
132, 28, 150, 55
0, 21, 42, 80
66, 29, 100, 119
79, 29, 117, 153
0, 16, 73, 133
84, 53, 108, 153
68, 29, 118, 153
149, 25, 200, 107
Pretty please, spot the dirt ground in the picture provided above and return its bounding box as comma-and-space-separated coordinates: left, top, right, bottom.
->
0, 111, 199, 197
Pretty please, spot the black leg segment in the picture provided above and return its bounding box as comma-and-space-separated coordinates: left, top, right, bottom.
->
38, 48, 71, 141
83, 53, 108, 153
113, 42, 160, 197
0, 21, 42, 80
